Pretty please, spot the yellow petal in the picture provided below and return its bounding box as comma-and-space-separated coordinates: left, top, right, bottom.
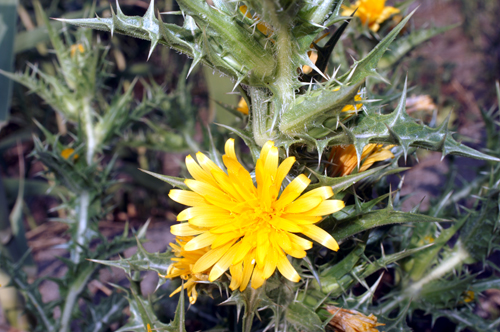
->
282, 242, 307, 258
192, 240, 234, 273
302, 200, 345, 216
256, 231, 270, 268
169, 189, 206, 206
196, 152, 223, 176
288, 233, 313, 250
259, 141, 275, 165
274, 156, 296, 189
239, 251, 255, 291
171, 223, 204, 236
189, 214, 233, 228
229, 261, 243, 290
185, 155, 218, 187
251, 266, 266, 289
231, 235, 255, 265
272, 231, 292, 252
184, 232, 218, 251
300, 186, 334, 200
211, 169, 244, 201
263, 248, 277, 279
185, 179, 230, 200
301, 224, 339, 251
275, 174, 311, 210
209, 243, 240, 281
224, 138, 238, 160
285, 197, 322, 214
211, 231, 241, 249
271, 217, 303, 233
276, 253, 300, 282
177, 205, 229, 221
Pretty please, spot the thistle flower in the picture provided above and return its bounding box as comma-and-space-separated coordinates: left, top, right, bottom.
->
61, 148, 79, 161
342, 0, 400, 32
70, 43, 85, 57
160, 236, 210, 304
330, 144, 395, 177
169, 139, 345, 291
326, 305, 384, 332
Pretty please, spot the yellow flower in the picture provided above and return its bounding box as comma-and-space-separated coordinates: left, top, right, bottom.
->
342, 0, 400, 32
159, 236, 210, 304
236, 98, 249, 115
326, 305, 385, 332
61, 148, 79, 161
463, 290, 475, 303
146, 323, 152, 332
70, 43, 85, 57
169, 139, 345, 291
330, 144, 394, 177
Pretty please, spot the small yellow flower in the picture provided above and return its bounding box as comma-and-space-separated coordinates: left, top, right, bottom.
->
463, 290, 475, 303
330, 144, 394, 177
326, 305, 385, 332
146, 323, 152, 332
159, 236, 210, 304
70, 43, 85, 58
169, 139, 345, 291
236, 98, 249, 115
342, 0, 400, 32
61, 148, 79, 161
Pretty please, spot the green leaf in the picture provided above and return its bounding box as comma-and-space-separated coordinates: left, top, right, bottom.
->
90, 238, 174, 280
139, 169, 188, 190
116, 281, 186, 332
285, 302, 324, 332
309, 165, 389, 193
338, 9, 416, 85
378, 24, 459, 70
325, 80, 500, 162
331, 207, 446, 242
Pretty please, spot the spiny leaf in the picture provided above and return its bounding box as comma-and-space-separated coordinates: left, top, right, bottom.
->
338, 8, 416, 85
325, 80, 500, 163
308, 165, 389, 193
140, 169, 188, 190
285, 302, 324, 332
90, 238, 174, 279
330, 207, 446, 242
116, 281, 186, 332
378, 24, 459, 70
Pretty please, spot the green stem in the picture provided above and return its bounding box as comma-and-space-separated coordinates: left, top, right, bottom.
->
250, 87, 274, 146
59, 266, 94, 332
242, 287, 260, 332
266, 2, 295, 135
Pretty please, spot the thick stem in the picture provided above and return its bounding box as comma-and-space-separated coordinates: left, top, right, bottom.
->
268, 6, 295, 130
251, 88, 274, 146
72, 190, 89, 263
82, 99, 96, 165
59, 267, 93, 332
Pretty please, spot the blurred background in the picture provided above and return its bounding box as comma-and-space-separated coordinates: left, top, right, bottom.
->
0, 0, 499, 331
